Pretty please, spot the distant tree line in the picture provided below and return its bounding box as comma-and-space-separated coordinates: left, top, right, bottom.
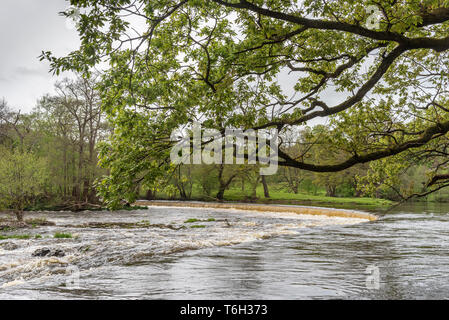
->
0, 75, 109, 219
1, 73, 448, 220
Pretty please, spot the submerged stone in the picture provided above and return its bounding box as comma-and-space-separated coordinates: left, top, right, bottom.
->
32, 247, 65, 257
52, 249, 65, 257
32, 248, 51, 257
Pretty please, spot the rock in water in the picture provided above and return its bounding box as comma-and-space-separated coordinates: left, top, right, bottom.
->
53, 249, 65, 257
32, 248, 51, 257
32, 247, 65, 257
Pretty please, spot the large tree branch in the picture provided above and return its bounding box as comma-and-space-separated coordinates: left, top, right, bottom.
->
420, 7, 449, 27
278, 120, 449, 172
212, 0, 449, 50
254, 44, 406, 130
427, 174, 449, 187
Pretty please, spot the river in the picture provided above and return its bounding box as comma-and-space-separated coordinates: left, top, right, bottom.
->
0, 202, 448, 299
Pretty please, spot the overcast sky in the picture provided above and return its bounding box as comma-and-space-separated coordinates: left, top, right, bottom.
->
0, 0, 342, 126
0, 0, 80, 112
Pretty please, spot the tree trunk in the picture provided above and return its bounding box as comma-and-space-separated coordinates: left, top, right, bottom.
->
216, 187, 225, 201
178, 186, 187, 199
216, 164, 237, 201
261, 175, 270, 198
293, 185, 299, 194
216, 164, 226, 201
77, 142, 84, 202
63, 143, 68, 197
72, 152, 79, 198
326, 185, 337, 197
83, 178, 90, 202
146, 189, 155, 200
250, 176, 260, 200
14, 210, 24, 222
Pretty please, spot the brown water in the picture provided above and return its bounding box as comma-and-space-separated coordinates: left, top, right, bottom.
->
0, 202, 448, 299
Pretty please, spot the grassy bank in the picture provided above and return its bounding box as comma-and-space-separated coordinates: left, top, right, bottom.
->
147, 186, 394, 210
225, 188, 393, 207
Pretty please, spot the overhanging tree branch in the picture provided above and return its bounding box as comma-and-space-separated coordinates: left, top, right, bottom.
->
278, 120, 449, 172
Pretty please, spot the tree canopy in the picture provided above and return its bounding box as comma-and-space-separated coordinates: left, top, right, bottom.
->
0, 148, 49, 221
42, 0, 449, 206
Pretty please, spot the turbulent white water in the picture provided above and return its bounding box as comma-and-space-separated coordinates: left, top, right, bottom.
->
0, 205, 369, 296
3, 204, 449, 299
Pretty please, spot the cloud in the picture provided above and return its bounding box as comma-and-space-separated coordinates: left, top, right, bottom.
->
15, 66, 48, 78
0, 0, 79, 111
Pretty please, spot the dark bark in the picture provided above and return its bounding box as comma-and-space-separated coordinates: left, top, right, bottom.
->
216, 164, 237, 200
178, 185, 188, 199
14, 211, 24, 222
213, 0, 449, 50
261, 175, 270, 198
427, 174, 449, 187
146, 189, 155, 200
278, 120, 449, 173
292, 185, 299, 194
216, 188, 225, 201
326, 185, 337, 197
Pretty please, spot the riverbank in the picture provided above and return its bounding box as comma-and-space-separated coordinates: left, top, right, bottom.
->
144, 189, 394, 211
138, 201, 378, 221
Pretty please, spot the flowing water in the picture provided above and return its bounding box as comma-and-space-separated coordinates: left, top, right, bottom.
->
0, 202, 448, 299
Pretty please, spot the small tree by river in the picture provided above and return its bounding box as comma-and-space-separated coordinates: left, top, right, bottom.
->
0, 148, 49, 221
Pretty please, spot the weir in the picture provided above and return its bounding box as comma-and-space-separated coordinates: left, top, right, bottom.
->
137, 201, 378, 221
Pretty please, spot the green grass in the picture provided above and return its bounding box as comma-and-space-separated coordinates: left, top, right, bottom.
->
184, 218, 216, 224
223, 187, 393, 207
137, 220, 151, 226
54, 232, 72, 239
0, 234, 32, 240
143, 183, 395, 210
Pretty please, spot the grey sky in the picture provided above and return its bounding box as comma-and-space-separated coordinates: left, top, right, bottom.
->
0, 0, 341, 126
0, 0, 79, 112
